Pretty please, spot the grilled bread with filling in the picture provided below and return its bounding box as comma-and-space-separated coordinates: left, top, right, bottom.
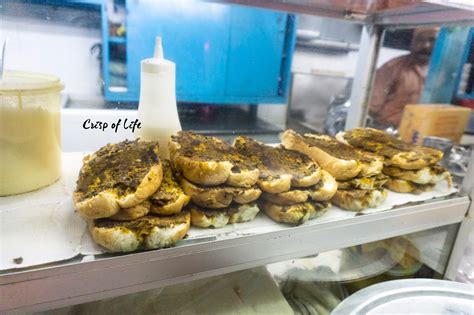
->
189, 203, 260, 228
383, 164, 452, 186
180, 177, 261, 209
331, 189, 387, 211
262, 201, 330, 225
149, 160, 190, 215
232, 136, 321, 193
261, 170, 337, 205
109, 201, 151, 221
281, 130, 383, 181
385, 178, 435, 194
337, 174, 388, 190
169, 131, 259, 187
89, 211, 190, 252
336, 128, 443, 170
74, 140, 163, 219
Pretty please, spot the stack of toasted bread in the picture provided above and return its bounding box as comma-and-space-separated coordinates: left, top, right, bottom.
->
282, 130, 388, 211
233, 136, 336, 225
169, 132, 262, 228
73, 129, 453, 253
337, 128, 452, 194
73, 139, 191, 252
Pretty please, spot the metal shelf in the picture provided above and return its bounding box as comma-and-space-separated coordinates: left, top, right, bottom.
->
224, 0, 474, 26
1, 195, 470, 313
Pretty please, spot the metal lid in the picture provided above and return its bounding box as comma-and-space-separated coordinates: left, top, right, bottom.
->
0, 71, 63, 93
332, 279, 474, 315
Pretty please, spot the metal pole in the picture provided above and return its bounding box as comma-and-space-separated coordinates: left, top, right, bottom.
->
345, 25, 383, 130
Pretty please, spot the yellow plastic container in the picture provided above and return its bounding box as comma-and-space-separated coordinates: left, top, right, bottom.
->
0, 71, 64, 196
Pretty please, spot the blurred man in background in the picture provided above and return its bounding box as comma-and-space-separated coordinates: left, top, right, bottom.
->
369, 28, 439, 128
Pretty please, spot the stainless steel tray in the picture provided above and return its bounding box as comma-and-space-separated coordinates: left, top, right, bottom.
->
332, 279, 474, 315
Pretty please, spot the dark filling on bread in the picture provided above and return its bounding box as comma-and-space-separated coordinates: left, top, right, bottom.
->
94, 212, 189, 232
233, 136, 320, 179
301, 134, 374, 163
172, 132, 256, 171
149, 161, 181, 205
189, 204, 226, 217
312, 201, 330, 211
277, 201, 328, 213
189, 203, 254, 216
343, 128, 442, 161
76, 140, 160, 201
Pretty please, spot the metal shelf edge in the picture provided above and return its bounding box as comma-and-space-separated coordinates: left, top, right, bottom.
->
0, 196, 470, 312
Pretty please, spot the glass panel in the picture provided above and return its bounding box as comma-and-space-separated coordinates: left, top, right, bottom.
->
44, 224, 460, 314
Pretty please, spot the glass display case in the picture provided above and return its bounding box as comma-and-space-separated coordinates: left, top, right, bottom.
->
1, 0, 473, 313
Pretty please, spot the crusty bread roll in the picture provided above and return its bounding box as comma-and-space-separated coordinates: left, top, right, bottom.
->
281, 130, 382, 181
189, 203, 260, 228
232, 136, 321, 193
261, 170, 337, 205
74, 140, 163, 219
385, 177, 435, 194
261, 201, 330, 225
383, 164, 451, 187
89, 212, 190, 252
169, 131, 259, 187
180, 177, 261, 209
149, 160, 190, 215
336, 128, 443, 170
331, 189, 387, 211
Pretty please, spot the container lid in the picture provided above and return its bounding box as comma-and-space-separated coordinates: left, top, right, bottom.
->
332, 279, 474, 315
0, 71, 63, 92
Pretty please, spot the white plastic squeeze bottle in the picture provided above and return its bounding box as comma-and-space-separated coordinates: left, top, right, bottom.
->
136, 37, 181, 159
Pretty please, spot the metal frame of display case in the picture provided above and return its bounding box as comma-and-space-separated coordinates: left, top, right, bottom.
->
1, 1, 474, 312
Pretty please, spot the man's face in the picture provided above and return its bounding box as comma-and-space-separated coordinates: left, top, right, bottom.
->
411, 28, 438, 65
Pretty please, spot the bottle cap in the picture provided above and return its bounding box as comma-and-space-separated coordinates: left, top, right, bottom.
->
141, 37, 174, 73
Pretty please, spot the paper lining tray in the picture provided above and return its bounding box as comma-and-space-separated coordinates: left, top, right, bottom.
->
1, 153, 458, 271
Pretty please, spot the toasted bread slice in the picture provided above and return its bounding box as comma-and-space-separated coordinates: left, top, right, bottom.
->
109, 201, 151, 221
262, 201, 330, 225
332, 188, 387, 211
383, 164, 452, 186
262, 170, 337, 205
149, 160, 190, 215
307, 170, 338, 201
169, 131, 259, 187
336, 128, 443, 170
385, 177, 435, 194
189, 203, 259, 228
233, 136, 321, 193
337, 174, 388, 190
89, 212, 190, 252
180, 177, 261, 209
74, 140, 163, 219
281, 130, 383, 181
189, 205, 229, 228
